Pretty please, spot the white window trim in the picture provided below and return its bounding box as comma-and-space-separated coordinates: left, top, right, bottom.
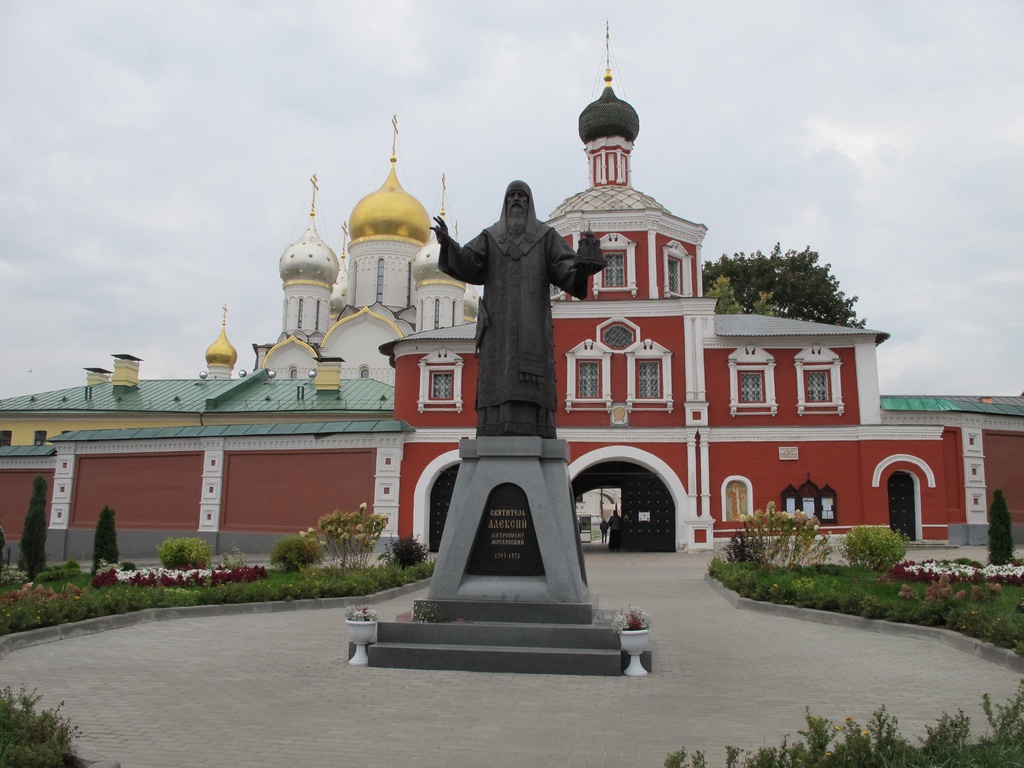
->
721, 476, 754, 522
794, 346, 844, 415
593, 233, 637, 298
625, 338, 673, 411
727, 347, 778, 416
417, 349, 464, 413
662, 241, 694, 298
564, 339, 613, 412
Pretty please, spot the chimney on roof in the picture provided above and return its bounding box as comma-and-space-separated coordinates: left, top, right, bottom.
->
111, 354, 143, 389
85, 367, 113, 386
315, 357, 344, 393
980, 396, 994, 404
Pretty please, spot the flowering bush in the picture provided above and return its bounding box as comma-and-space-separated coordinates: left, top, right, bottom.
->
270, 533, 324, 571
156, 537, 211, 569
739, 502, 831, 569
888, 559, 1024, 586
319, 503, 387, 569
839, 525, 908, 571
611, 605, 651, 632
0, 686, 80, 768
90, 565, 267, 588
345, 604, 379, 622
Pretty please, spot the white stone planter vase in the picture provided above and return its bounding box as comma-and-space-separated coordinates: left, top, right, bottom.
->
620, 629, 649, 676
346, 620, 377, 666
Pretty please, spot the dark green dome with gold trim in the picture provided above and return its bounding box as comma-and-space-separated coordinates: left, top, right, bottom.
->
578, 70, 640, 144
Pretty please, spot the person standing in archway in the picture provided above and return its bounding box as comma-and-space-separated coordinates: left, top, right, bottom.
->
608, 509, 622, 551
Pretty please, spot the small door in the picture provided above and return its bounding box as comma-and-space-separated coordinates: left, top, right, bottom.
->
428, 466, 459, 552
887, 472, 916, 541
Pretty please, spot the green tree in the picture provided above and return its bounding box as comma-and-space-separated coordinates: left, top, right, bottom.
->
705, 276, 743, 314
703, 244, 865, 327
18, 475, 48, 579
987, 488, 1014, 566
92, 506, 119, 573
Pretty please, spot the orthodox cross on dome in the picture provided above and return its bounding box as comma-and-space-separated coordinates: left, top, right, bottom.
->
605, 20, 611, 80
440, 172, 447, 220
309, 173, 319, 219
391, 114, 399, 161
221, 304, 228, 328
341, 220, 349, 262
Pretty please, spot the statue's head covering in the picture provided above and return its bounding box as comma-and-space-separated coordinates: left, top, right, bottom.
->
487, 180, 542, 258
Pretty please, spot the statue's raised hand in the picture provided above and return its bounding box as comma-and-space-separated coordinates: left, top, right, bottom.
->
431, 216, 450, 246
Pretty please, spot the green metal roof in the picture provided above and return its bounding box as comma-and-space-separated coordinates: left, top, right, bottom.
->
50, 419, 413, 443
0, 371, 394, 416
0, 445, 56, 457
881, 396, 1024, 417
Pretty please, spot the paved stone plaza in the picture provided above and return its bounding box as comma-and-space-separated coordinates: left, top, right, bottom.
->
3, 546, 1020, 767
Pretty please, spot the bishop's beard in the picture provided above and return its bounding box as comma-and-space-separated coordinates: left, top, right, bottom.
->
506, 205, 527, 239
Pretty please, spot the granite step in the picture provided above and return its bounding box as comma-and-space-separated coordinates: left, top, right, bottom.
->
367, 640, 629, 676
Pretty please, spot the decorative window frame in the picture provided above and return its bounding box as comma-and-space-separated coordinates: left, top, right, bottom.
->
564, 338, 613, 412
728, 347, 777, 416
721, 476, 753, 522
794, 346, 844, 415
662, 240, 694, 298
625, 338, 673, 411
593, 233, 637, 298
417, 349, 464, 413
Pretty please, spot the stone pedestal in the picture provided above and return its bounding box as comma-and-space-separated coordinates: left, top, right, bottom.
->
428, 437, 589, 605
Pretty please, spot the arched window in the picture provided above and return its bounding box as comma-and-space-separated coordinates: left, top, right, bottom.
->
434, 298, 440, 328
376, 259, 385, 304
297, 298, 304, 330
289, 368, 298, 379
315, 300, 321, 331
359, 367, 370, 379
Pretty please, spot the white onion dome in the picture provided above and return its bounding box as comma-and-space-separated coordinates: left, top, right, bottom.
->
411, 231, 444, 285
349, 157, 430, 245
463, 284, 479, 322
278, 217, 340, 285
330, 265, 349, 319
205, 323, 238, 368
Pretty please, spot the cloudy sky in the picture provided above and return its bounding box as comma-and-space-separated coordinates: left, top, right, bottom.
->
1, 0, 1021, 400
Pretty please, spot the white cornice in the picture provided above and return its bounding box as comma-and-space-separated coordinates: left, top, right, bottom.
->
704, 336, 876, 350
881, 412, 1024, 432
393, 339, 475, 361
550, 210, 707, 244
0, 457, 56, 470
709, 425, 944, 442
552, 298, 715, 319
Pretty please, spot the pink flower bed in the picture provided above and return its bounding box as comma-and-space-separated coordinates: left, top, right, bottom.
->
888, 559, 1024, 586
91, 565, 267, 588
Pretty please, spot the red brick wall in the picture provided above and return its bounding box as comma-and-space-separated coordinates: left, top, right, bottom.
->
221, 449, 375, 533
71, 453, 203, 530
985, 431, 1024, 523
0, 469, 55, 543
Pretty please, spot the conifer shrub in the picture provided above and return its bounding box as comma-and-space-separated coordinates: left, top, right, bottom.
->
92, 506, 119, 574
988, 488, 1015, 566
156, 537, 211, 569
17, 475, 48, 579
839, 525, 909, 572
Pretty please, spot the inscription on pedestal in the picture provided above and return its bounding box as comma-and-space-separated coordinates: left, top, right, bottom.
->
467, 482, 545, 576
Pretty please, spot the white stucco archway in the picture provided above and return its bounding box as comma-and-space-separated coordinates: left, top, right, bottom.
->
568, 445, 691, 548
871, 454, 936, 488
411, 449, 461, 542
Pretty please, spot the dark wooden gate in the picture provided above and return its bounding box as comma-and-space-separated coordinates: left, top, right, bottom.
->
887, 472, 916, 541
572, 461, 676, 552
428, 465, 459, 552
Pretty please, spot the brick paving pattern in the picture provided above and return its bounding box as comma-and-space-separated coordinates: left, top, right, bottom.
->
2, 546, 1019, 767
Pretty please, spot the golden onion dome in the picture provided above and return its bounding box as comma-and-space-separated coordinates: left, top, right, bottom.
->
463, 283, 479, 322
205, 322, 238, 368
349, 157, 430, 245
279, 217, 340, 285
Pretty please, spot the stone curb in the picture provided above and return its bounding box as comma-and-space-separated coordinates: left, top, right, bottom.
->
705, 573, 1024, 673
0, 577, 431, 660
